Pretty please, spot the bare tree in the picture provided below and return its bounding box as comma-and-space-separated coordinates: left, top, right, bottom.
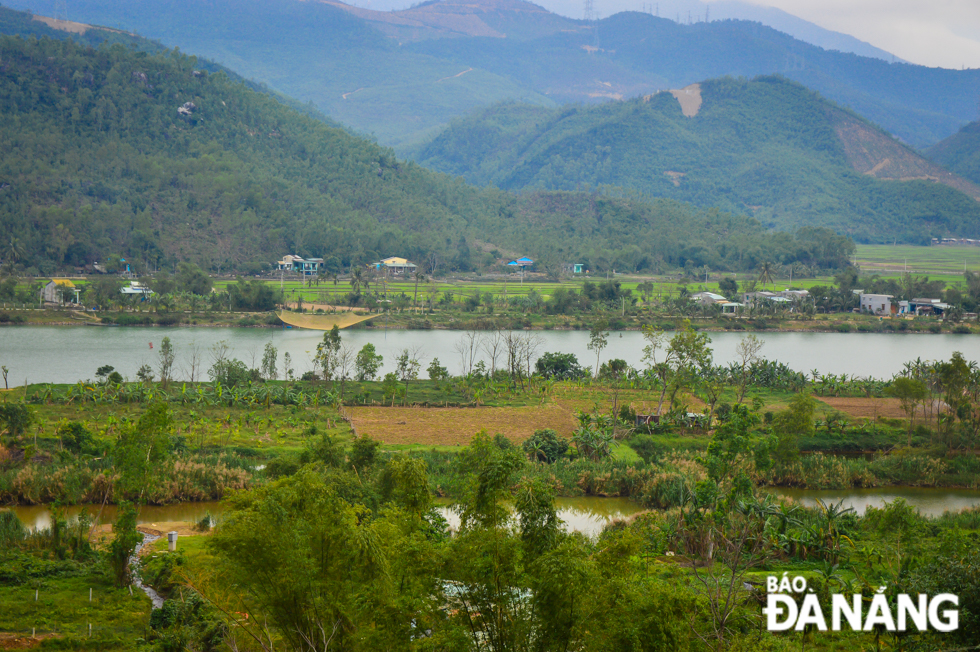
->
453, 332, 481, 377
335, 345, 356, 400
183, 344, 201, 383
480, 328, 504, 376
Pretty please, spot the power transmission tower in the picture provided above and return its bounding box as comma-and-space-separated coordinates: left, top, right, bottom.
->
54, 0, 68, 21
583, 0, 599, 49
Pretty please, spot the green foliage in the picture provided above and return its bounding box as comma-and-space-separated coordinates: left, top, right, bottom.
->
349, 436, 380, 470
522, 428, 570, 463
417, 78, 980, 244
354, 343, 383, 381
0, 402, 34, 439
108, 501, 141, 586
56, 420, 95, 455
207, 358, 254, 386
535, 351, 586, 380
771, 392, 816, 464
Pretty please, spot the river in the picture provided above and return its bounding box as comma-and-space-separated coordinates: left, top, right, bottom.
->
1, 326, 976, 385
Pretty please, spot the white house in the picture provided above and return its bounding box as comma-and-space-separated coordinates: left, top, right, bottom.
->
859, 293, 893, 315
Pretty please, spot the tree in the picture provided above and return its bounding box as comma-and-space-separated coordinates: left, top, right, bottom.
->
0, 403, 34, 442
718, 276, 738, 299
108, 502, 142, 587
314, 325, 342, 382
260, 341, 278, 380
175, 262, 213, 295
771, 392, 816, 464
157, 336, 175, 386
535, 352, 586, 380
426, 358, 449, 381
733, 334, 764, 405
757, 261, 776, 290
355, 343, 383, 381
587, 319, 609, 378
889, 376, 929, 446
642, 322, 713, 416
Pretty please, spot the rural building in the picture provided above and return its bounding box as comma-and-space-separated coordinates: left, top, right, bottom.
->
120, 281, 153, 297
898, 298, 949, 316
277, 255, 324, 276
41, 279, 79, 305
691, 291, 727, 305
372, 257, 417, 275
859, 293, 894, 315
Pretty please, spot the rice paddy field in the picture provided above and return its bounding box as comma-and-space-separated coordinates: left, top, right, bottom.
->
855, 243, 980, 283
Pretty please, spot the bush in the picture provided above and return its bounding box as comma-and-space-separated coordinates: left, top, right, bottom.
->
522, 428, 569, 463
57, 420, 94, 455
264, 456, 300, 479
0, 510, 25, 546
834, 322, 853, 333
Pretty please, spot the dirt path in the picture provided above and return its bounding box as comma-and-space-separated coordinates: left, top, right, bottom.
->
437, 67, 473, 83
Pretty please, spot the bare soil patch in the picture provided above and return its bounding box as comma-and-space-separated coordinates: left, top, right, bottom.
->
0, 633, 58, 649
347, 405, 579, 445
815, 396, 935, 424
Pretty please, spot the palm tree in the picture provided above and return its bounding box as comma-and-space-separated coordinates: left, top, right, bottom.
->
757, 261, 776, 290
5, 236, 24, 264
349, 267, 364, 295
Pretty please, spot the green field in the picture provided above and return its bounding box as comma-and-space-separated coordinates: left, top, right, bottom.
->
856, 244, 980, 278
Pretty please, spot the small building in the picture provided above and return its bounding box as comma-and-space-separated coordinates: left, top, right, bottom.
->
899, 298, 949, 316
691, 291, 727, 305
277, 255, 323, 276
120, 281, 153, 297
41, 279, 79, 305
859, 293, 894, 315
573, 263, 584, 274
372, 257, 417, 275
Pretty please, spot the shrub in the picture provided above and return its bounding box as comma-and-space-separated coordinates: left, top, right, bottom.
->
522, 428, 569, 463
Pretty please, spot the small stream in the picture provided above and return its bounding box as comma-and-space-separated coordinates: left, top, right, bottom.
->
132, 532, 164, 609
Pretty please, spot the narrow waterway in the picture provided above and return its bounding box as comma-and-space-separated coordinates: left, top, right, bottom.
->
767, 487, 980, 517
2, 326, 978, 385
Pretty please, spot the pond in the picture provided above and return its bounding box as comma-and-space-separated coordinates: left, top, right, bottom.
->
7, 497, 644, 538
1, 326, 976, 385
767, 487, 980, 517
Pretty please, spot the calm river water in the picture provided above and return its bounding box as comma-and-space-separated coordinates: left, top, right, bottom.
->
2, 326, 979, 385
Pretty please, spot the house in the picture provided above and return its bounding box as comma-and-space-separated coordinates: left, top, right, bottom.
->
742, 289, 809, 307
898, 298, 949, 316
120, 281, 153, 296
277, 255, 323, 276
573, 263, 584, 274
372, 257, 417, 275
859, 293, 894, 315
691, 291, 727, 305
41, 279, 79, 305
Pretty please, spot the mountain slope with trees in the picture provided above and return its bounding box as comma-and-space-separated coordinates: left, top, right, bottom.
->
414, 76, 980, 244
0, 35, 852, 275
927, 121, 980, 187
0, 0, 976, 150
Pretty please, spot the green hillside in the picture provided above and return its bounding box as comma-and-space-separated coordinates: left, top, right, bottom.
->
928, 122, 980, 186
0, 0, 977, 150
0, 35, 851, 275
414, 76, 980, 244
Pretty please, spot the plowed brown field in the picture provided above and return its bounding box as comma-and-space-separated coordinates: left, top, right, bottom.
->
815, 396, 937, 425
347, 404, 579, 446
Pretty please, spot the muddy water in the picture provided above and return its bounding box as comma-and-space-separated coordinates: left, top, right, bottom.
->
10, 497, 643, 537
767, 487, 980, 517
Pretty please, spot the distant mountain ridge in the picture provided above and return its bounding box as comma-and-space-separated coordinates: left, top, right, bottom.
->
413, 76, 980, 244
0, 0, 974, 151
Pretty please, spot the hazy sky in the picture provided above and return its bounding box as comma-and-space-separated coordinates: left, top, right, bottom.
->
739, 0, 980, 69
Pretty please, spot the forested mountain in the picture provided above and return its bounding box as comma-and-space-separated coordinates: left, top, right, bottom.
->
414, 76, 980, 244
0, 0, 975, 150
928, 122, 980, 187
0, 35, 853, 275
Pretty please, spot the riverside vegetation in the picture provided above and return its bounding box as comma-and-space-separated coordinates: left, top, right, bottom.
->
3, 327, 980, 650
